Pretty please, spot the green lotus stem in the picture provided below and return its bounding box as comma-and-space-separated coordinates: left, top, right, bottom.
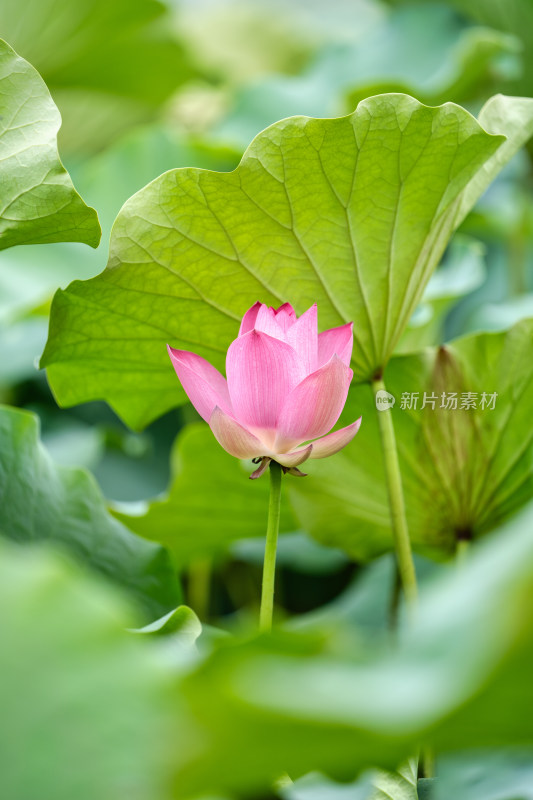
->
456, 538, 470, 565
188, 557, 211, 621
372, 377, 418, 607
259, 461, 283, 631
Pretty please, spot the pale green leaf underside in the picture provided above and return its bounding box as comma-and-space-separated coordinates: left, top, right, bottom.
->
290, 318, 533, 561
368, 759, 418, 800
0, 405, 180, 618
114, 423, 297, 568
41, 93, 533, 430
0, 38, 100, 250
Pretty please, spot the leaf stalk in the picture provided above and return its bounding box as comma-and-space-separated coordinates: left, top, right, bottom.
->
259, 461, 283, 631
372, 377, 418, 607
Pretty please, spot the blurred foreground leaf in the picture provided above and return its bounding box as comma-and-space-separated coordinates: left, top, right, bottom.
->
42, 93, 533, 429
174, 503, 533, 796
0, 540, 179, 800
0, 39, 100, 250
0, 405, 180, 618
4, 501, 533, 800
291, 318, 533, 560
115, 423, 297, 569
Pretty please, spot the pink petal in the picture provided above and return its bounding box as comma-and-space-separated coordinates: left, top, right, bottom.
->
254, 304, 286, 341
274, 302, 297, 332
317, 322, 353, 368
275, 444, 313, 468
275, 355, 353, 452
226, 330, 305, 430
286, 303, 318, 375
308, 418, 362, 459
238, 302, 262, 336
167, 345, 231, 422
209, 407, 264, 458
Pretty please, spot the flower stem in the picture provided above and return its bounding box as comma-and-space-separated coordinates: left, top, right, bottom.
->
456, 537, 470, 566
188, 557, 211, 621
259, 460, 283, 632
372, 377, 418, 607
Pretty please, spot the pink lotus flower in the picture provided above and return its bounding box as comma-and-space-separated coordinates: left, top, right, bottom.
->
167, 302, 361, 478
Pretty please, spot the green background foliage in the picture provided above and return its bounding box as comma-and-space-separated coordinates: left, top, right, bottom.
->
2, 1, 533, 798
291, 318, 533, 560
0, 406, 181, 618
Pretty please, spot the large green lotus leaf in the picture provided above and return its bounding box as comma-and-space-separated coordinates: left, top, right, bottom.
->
41, 93, 533, 430
114, 423, 297, 569
0, 0, 196, 156
0, 539, 179, 800
173, 503, 533, 797
0, 39, 100, 250
0, 406, 181, 618
290, 318, 533, 561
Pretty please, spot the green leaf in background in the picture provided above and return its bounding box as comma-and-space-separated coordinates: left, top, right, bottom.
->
343, 7, 520, 112
288, 555, 396, 636
442, 0, 533, 98
216, 5, 518, 150
131, 604, 203, 665
280, 770, 374, 800
0, 539, 179, 800
398, 235, 486, 354
114, 423, 297, 569
0, 315, 49, 387
417, 778, 435, 800
132, 604, 201, 639
232, 531, 348, 575
291, 318, 533, 560
174, 503, 533, 797
0, 405, 181, 618
465, 294, 533, 334
0, 39, 100, 250
0, 0, 197, 156
435, 748, 533, 800
42, 93, 533, 430
177, 0, 315, 85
